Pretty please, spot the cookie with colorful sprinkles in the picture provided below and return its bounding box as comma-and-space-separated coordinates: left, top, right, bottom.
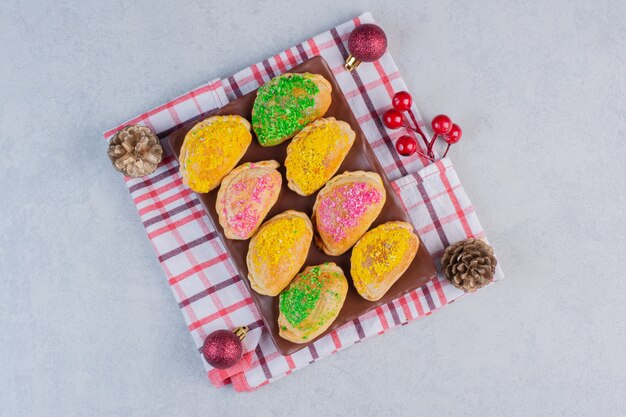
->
285, 117, 356, 196
246, 210, 313, 296
350, 221, 419, 301
278, 263, 348, 343
312, 171, 386, 256
216, 160, 282, 240
179, 115, 252, 193
251, 73, 332, 147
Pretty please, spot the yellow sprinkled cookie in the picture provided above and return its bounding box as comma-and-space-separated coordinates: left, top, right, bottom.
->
246, 210, 313, 296
285, 117, 355, 196
350, 221, 419, 301
179, 115, 252, 193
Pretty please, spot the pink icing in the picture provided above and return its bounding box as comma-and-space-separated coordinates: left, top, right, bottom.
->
317, 182, 382, 241
223, 172, 275, 238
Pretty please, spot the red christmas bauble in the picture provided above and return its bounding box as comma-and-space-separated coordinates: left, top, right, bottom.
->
445, 124, 463, 144
396, 135, 418, 156
392, 91, 412, 112
348, 23, 387, 62
383, 109, 404, 129
202, 329, 243, 369
431, 114, 453, 135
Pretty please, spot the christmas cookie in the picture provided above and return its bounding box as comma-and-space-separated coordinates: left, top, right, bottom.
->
278, 263, 348, 343
216, 160, 282, 240
311, 171, 386, 256
251, 73, 332, 147
246, 210, 313, 296
351, 221, 419, 301
285, 117, 356, 196
179, 115, 252, 193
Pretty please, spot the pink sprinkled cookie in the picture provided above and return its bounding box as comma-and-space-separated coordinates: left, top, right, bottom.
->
311, 171, 386, 256
216, 160, 282, 240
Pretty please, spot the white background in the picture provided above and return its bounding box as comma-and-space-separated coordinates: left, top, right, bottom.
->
1, 1, 625, 416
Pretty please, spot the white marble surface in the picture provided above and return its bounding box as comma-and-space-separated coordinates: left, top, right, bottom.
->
1, 1, 625, 416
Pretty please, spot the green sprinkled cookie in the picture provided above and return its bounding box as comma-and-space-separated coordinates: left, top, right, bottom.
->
278, 263, 348, 344
251, 73, 332, 146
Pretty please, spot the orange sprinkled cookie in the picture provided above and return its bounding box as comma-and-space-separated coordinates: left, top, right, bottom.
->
216, 160, 282, 240
285, 117, 355, 196
350, 221, 419, 301
179, 115, 252, 193
246, 210, 313, 296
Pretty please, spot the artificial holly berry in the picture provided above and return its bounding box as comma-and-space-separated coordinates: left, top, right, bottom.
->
441, 123, 463, 157
426, 114, 453, 157
392, 91, 412, 112
383, 109, 404, 129
445, 123, 463, 144
431, 114, 453, 135
395, 135, 417, 156
390, 91, 429, 148
380, 93, 462, 160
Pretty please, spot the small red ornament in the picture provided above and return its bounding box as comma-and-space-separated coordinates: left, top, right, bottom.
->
396, 135, 418, 156
382, 109, 404, 129
345, 23, 388, 71
202, 326, 248, 369
392, 91, 412, 112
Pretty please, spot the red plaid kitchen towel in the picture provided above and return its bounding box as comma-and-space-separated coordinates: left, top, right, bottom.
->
104, 12, 503, 392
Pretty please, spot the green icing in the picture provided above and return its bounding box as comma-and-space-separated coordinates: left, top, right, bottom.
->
279, 266, 323, 326
252, 74, 319, 146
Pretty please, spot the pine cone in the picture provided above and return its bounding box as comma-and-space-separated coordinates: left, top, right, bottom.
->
108, 125, 163, 178
441, 238, 497, 292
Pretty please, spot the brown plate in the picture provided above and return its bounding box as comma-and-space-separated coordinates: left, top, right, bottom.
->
169, 56, 436, 355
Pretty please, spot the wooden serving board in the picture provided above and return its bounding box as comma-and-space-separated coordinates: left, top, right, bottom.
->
169, 56, 436, 355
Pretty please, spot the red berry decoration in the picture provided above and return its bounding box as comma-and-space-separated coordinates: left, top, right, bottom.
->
396, 135, 417, 156
202, 326, 248, 369
383, 109, 404, 129
389, 90, 429, 149
426, 114, 453, 157
431, 114, 453, 135
392, 91, 412, 112
345, 24, 388, 71
445, 123, 463, 144
380, 91, 463, 161
442, 123, 462, 157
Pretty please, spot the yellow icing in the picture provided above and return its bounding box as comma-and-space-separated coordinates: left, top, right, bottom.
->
352, 226, 412, 285
286, 121, 351, 195
252, 217, 309, 271
183, 116, 251, 192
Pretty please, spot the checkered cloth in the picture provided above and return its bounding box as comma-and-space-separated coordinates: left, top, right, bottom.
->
103, 12, 503, 392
